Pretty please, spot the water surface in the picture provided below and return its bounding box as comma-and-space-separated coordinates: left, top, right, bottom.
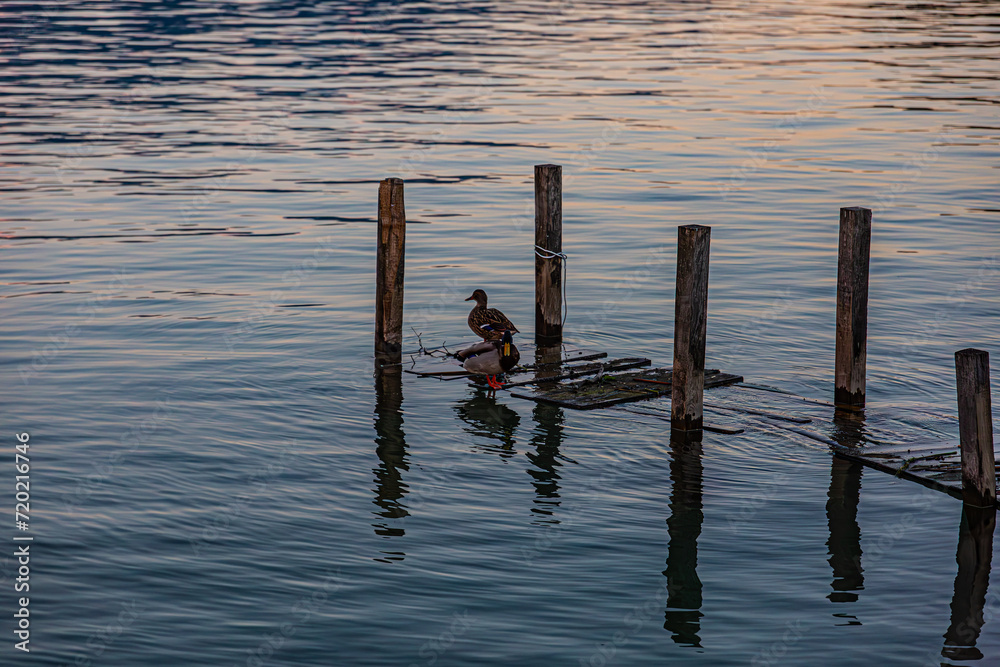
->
2, 1, 999, 665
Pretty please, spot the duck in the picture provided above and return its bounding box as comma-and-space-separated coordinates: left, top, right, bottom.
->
466, 289, 519, 341
456, 329, 520, 390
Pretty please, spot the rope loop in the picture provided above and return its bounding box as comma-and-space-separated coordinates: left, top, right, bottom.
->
534, 245, 569, 328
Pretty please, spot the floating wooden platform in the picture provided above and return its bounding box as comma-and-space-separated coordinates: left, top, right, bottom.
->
670, 383, 1000, 507
510, 367, 743, 410
405, 343, 649, 388
405, 342, 741, 410
405, 343, 996, 506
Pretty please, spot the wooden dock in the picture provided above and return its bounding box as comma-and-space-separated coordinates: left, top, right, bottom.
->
404, 342, 740, 409
379, 166, 996, 509
404, 344, 997, 507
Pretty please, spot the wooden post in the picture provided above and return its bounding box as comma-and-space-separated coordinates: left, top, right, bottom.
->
835, 206, 872, 409
375, 178, 405, 366
535, 164, 562, 345
672, 225, 710, 433
955, 349, 996, 507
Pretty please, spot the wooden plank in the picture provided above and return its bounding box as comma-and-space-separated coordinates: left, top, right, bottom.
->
439, 357, 645, 386
511, 368, 742, 410
498, 357, 650, 387
703, 402, 812, 424
404, 344, 606, 377
614, 406, 745, 434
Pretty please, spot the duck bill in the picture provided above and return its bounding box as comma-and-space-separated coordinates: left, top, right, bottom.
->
503, 343, 510, 356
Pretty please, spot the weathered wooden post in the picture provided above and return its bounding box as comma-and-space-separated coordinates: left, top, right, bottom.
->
375, 178, 406, 366
834, 206, 872, 409
955, 348, 996, 507
672, 225, 710, 434
535, 164, 563, 346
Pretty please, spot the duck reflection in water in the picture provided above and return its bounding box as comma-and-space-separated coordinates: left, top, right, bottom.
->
453, 389, 521, 460
663, 432, 704, 648
372, 367, 409, 548
527, 402, 568, 525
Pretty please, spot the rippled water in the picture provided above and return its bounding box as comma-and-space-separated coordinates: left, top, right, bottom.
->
2, 1, 998, 665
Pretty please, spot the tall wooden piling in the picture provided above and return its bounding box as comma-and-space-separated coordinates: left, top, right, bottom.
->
955, 348, 996, 507
375, 178, 406, 366
535, 164, 563, 345
834, 206, 872, 409
671, 225, 711, 433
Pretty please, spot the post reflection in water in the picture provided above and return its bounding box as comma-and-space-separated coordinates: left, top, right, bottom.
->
372, 367, 409, 548
826, 457, 865, 607
827, 410, 865, 613
453, 390, 521, 460
663, 432, 704, 648
526, 402, 566, 525
942, 506, 997, 664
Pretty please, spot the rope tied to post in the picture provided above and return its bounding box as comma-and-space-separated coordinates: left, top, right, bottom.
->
534, 244, 568, 327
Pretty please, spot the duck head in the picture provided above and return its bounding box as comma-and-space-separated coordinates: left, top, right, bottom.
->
465, 289, 488, 306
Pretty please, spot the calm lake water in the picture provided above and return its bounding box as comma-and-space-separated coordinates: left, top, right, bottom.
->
2, 1, 999, 665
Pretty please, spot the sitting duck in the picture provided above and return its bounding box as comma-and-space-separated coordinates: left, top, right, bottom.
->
456, 329, 520, 390
466, 289, 519, 341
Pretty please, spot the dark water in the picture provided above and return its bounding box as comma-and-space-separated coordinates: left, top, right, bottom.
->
2, 1, 999, 665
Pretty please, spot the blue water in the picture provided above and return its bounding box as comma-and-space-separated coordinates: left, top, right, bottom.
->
2, 1, 998, 665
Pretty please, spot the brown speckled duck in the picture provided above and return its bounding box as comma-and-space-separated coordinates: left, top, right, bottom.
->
466, 289, 519, 341
456, 330, 520, 389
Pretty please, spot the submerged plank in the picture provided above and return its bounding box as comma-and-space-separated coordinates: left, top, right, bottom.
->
511, 367, 743, 410
404, 343, 606, 377
500, 357, 651, 388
